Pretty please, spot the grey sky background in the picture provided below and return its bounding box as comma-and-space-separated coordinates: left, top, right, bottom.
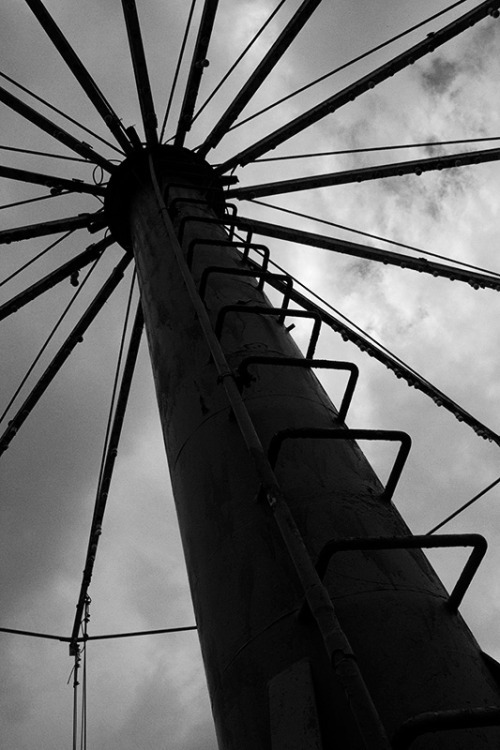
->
2, 1, 500, 748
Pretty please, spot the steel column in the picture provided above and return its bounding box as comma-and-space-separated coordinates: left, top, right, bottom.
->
106, 146, 500, 749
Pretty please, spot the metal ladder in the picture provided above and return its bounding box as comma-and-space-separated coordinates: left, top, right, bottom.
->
169, 195, 500, 749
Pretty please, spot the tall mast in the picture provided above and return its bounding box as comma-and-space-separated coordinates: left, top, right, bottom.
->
105, 145, 500, 749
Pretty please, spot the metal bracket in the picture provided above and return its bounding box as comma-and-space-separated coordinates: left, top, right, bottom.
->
200, 266, 292, 300
237, 357, 358, 422
215, 306, 322, 358
392, 706, 500, 749
315, 533, 486, 613
267, 428, 411, 502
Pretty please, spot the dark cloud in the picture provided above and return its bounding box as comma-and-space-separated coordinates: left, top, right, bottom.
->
419, 15, 500, 97
346, 258, 379, 281
420, 56, 458, 94
464, 15, 500, 74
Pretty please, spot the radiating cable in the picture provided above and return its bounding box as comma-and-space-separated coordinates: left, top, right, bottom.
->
253, 136, 500, 161
272, 254, 490, 429
95, 270, 137, 497
427, 475, 500, 534
225, 0, 471, 133
231, 225, 498, 444
248, 198, 500, 278
159, 0, 198, 142
191, 0, 287, 126
79, 597, 90, 750
0, 71, 123, 155
121, 0, 158, 145
0, 144, 88, 162
24, 0, 133, 154
0, 252, 102, 427
174, 0, 220, 147
0, 191, 70, 212
0, 230, 74, 289
0, 83, 113, 171
218, 3, 500, 173
263, 245, 467, 380
227, 144, 500, 200
70, 298, 143, 645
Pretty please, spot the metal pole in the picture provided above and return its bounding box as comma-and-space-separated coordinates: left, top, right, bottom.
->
105, 145, 500, 749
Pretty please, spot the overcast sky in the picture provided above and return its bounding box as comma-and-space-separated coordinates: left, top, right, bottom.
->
2, 1, 500, 748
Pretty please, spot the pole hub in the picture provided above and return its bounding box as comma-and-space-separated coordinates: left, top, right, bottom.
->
104, 144, 226, 251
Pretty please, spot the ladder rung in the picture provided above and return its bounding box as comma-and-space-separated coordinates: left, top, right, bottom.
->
237, 356, 358, 422
178, 215, 230, 245
316, 533, 486, 613
392, 706, 500, 749
199, 266, 292, 299
165, 178, 236, 199
168, 196, 209, 215
187, 238, 270, 271
267, 428, 411, 502
168, 197, 238, 235
215, 306, 322, 358
165, 181, 227, 218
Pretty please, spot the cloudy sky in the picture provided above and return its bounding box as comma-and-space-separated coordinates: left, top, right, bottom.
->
2, 1, 500, 748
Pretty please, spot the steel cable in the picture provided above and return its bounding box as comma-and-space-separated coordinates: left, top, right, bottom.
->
0, 71, 122, 155
427, 476, 500, 533
95, 270, 137, 502
159, 0, 198, 142
191, 0, 287, 126
0, 230, 74, 289
0, 144, 88, 162
0, 191, 71, 212
0, 250, 103, 427
226, 0, 472, 133
231, 223, 499, 445
254, 136, 500, 162
248, 198, 500, 279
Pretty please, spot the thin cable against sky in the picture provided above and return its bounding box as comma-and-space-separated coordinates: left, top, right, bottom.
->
95, 270, 137, 498
0, 71, 123, 155
0, 191, 71, 212
0, 248, 102, 427
191, 0, 287, 126
226, 0, 471, 134
0, 144, 88, 162
159, 0, 198, 142
249, 198, 500, 278
427, 475, 500, 533
253, 136, 500, 161
0, 230, 74, 288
